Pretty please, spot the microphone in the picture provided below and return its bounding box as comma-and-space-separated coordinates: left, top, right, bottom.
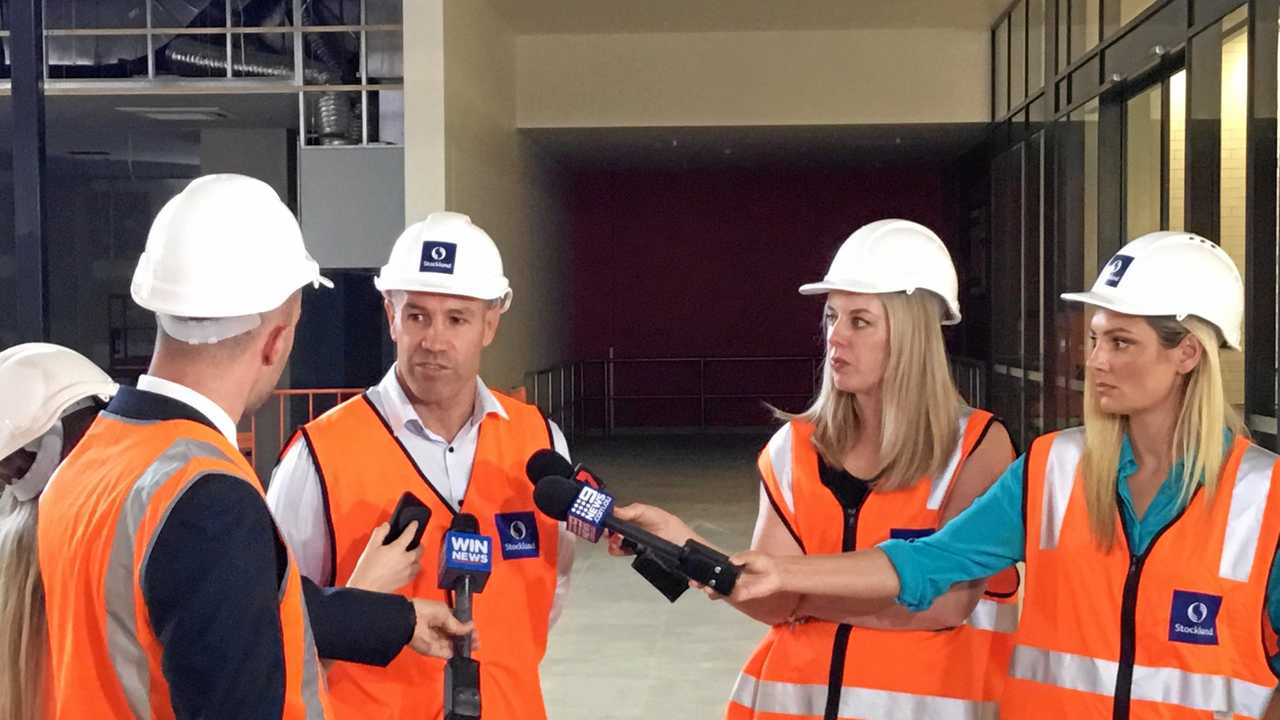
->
525, 450, 691, 602
524, 449, 642, 553
437, 513, 490, 720
532, 475, 740, 596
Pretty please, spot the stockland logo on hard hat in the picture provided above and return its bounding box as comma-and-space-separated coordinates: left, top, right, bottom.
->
420, 241, 458, 274
1103, 254, 1135, 288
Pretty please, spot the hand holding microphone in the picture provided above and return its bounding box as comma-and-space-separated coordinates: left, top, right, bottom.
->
532, 475, 741, 596
437, 513, 490, 720
526, 450, 696, 602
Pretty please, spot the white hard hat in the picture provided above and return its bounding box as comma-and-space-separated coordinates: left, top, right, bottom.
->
131, 174, 332, 343
1061, 231, 1243, 349
0, 343, 116, 461
374, 212, 513, 313
799, 219, 962, 325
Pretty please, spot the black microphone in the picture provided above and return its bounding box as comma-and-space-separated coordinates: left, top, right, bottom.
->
532, 475, 739, 596
526, 450, 689, 602
526, 449, 632, 546
437, 513, 490, 720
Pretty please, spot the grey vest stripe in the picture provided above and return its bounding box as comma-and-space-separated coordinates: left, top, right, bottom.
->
926, 408, 977, 510
1219, 444, 1279, 582
296, 567, 327, 719
104, 438, 230, 719
1010, 645, 1272, 717
1040, 428, 1085, 549
730, 673, 994, 719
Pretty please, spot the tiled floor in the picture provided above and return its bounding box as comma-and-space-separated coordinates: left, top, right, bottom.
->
541, 432, 772, 719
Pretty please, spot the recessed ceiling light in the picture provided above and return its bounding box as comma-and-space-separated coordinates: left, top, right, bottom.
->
115, 106, 233, 121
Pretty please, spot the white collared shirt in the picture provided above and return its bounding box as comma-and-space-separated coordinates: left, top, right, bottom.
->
137, 374, 239, 446
268, 366, 575, 625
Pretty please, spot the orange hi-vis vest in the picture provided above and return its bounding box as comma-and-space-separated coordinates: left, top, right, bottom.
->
38, 412, 330, 719
1003, 428, 1280, 719
293, 391, 558, 720
727, 409, 1019, 720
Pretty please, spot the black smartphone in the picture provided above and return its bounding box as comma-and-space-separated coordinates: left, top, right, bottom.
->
385, 491, 432, 551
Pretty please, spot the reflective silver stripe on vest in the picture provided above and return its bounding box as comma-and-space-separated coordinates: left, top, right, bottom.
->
767, 424, 796, 514
1040, 428, 1085, 549
105, 437, 231, 719
926, 409, 976, 511
729, 673, 995, 719
1009, 645, 1273, 718
1219, 444, 1279, 582
294, 557, 327, 719
966, 597, 1018, 634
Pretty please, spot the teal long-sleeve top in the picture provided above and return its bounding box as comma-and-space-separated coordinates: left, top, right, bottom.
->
878, 432, 1280, 673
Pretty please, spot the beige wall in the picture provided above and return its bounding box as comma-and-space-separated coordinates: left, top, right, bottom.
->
438, 0, 570, 390
516, 28, 990, 128
404, 0, 447, 222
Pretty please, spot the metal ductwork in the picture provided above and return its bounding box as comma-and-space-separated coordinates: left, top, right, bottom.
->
2, 0, 367, 145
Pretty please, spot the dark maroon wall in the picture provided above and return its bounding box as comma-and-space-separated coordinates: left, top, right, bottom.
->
563, 160, 977, 427
567, 162, 966, 359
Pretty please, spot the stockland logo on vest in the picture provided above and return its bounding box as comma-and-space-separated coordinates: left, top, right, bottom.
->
1169, 590, 1223, 645
495, 511, 540, 560
420, 241, 458, 274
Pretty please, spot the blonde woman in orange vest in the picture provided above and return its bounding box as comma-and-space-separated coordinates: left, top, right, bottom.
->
716, 231, 1280, 719
615, 219, 1020, 719
0, 344, 116, 720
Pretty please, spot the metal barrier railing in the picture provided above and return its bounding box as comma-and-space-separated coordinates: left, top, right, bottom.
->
239, 387, 364, 469
526, 355, 990, 439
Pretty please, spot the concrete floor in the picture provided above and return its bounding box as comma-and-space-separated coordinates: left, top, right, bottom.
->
541, 433, 772, 720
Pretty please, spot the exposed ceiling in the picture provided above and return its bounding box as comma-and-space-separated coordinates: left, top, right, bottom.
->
525, 124, 989, 171
492, 0, 1010, 34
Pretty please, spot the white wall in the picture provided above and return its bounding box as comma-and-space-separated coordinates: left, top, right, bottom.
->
517, 28, 991, 128
404, 0, 448, 223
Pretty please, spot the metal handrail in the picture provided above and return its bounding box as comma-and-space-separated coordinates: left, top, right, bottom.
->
527, 354, 990, 440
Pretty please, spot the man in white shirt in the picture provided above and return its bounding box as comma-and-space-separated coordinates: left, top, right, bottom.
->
268, 211, 573, 720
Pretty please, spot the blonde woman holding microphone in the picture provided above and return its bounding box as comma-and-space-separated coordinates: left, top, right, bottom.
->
618, 219, 1020, 719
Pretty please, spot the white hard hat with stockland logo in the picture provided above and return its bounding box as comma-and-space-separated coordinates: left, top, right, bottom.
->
374, 211, 513, 313
0, 343, 117, 501
799, 218, 962, 324
1061, 231, 1243, 350
130, 174, 332, 344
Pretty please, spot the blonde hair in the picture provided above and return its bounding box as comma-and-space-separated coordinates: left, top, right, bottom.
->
1081, 316, 1246, 547
0, 490, 45, 720
787, 291, 963, 491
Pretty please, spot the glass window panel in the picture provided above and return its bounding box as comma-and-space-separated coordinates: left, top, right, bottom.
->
46, 35, 148, 79
996, 18, 1009, 118
1051, 101, 1100, 428
1069, 0, 1100, 61
1220, 8, 1248, 408
366, 0, 404, 25
45, 0, 147, 29
369, 89, 404, 145
365, 30, 403, 83
1012, 2, 1027, 106
1029, 0, 1045, 91
1126, 84, 1163, 238
1168, 70, 1186, 231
